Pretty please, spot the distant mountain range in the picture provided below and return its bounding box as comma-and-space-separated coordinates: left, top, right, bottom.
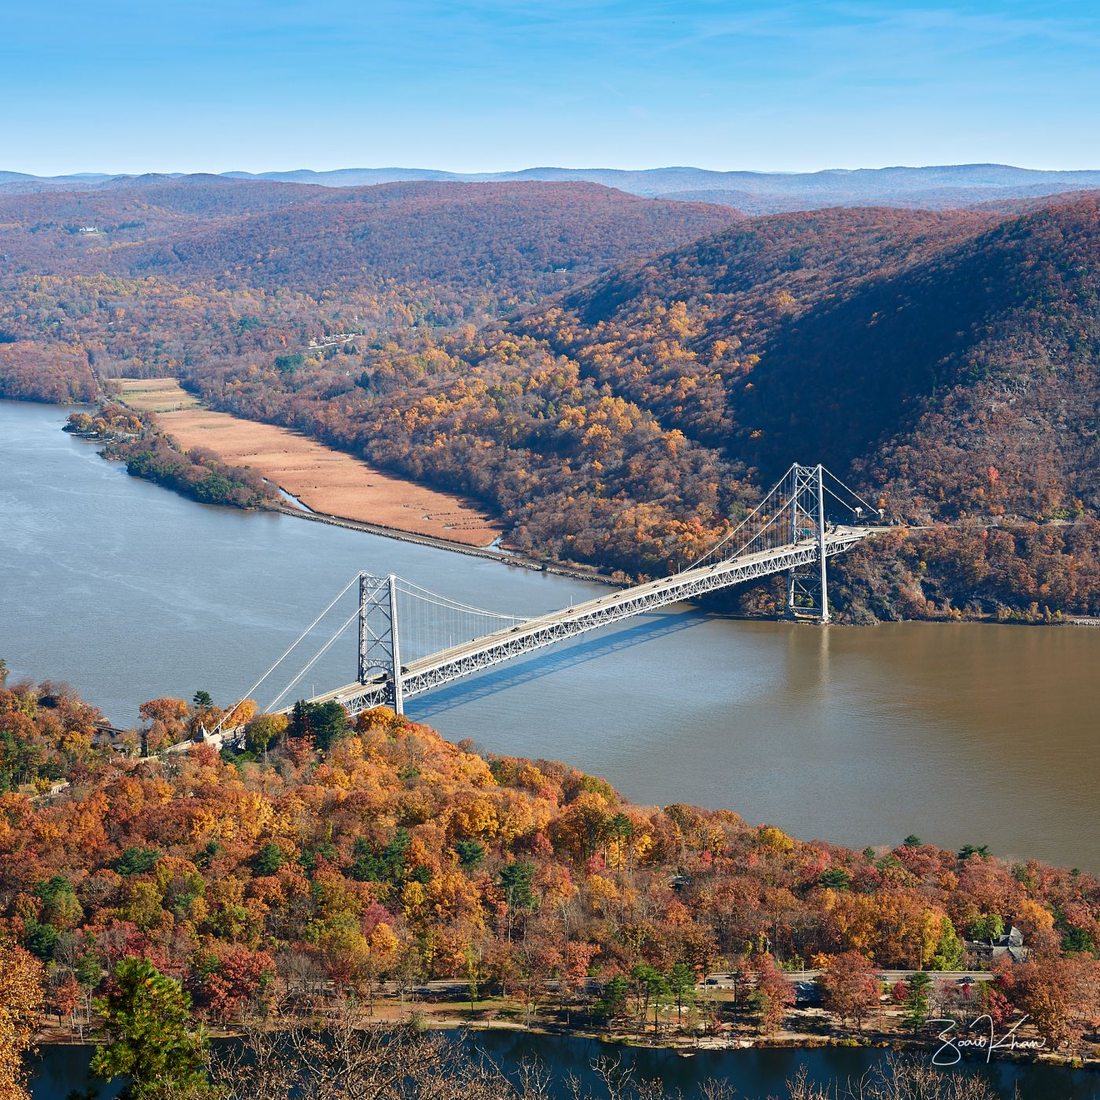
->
0, 178, 739, 301
3, 164, 1100, 213
1, 168, 1098, 616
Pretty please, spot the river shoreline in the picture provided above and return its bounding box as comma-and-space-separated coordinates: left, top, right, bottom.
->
266, 500, 620, 584
6, 397, 1100, 870
30, 1009, 1100, 1074
112, 379, 507, 547
92, 382, 623, 585
67, 410, 617, 584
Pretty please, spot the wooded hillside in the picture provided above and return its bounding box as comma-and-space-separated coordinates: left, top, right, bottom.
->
3, 669, 1099, 1052
2, 177, 1098, 618
504, 197, 1100, 617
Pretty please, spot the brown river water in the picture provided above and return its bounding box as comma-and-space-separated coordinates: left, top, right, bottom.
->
3, 401, 1099, 870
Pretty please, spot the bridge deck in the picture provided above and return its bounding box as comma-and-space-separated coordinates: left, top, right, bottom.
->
308, 526, 881, 715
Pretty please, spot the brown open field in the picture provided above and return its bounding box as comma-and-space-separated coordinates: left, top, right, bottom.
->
113, 377, 202, 413
114, 379, 502, 547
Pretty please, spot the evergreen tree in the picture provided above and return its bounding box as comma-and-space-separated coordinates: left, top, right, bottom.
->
667, 962, 696, 1024
904, 971, 933, 1029
91, 957, 209, 1100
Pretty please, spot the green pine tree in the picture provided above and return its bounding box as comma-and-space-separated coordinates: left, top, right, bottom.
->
904, 970, 933, 1029
91, 957, 210, 1099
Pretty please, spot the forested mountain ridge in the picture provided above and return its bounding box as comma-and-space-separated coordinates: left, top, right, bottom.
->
514, 196, 1100, 518
0, 178, 740, 302
2, 177, 1099, 618
517, 206, 995, 445
115, 182, 745, 303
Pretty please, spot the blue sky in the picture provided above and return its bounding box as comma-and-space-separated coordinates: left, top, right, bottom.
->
4, 0, 1099, 174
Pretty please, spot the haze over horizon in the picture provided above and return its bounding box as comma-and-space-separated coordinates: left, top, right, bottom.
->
6, 161, 1100, 179
10, 162, 1100, 215
4, 0, 1100, 176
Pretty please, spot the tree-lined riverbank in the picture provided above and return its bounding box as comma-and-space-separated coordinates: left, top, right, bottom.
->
3, 670, 1100, 1092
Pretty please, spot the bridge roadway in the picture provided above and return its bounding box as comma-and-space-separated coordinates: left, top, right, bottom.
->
305, 525, 880, 717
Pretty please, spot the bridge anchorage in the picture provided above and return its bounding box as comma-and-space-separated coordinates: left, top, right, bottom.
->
216, 463, 884, 737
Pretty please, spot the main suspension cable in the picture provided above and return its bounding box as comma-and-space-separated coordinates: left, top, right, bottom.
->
265, 600, 365, 714
396, 578, 528, 622
210, 573, 362, 735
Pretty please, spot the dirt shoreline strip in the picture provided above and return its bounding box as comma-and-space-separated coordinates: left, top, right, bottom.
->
267, 504, 617, 585
114, 379, 502, 548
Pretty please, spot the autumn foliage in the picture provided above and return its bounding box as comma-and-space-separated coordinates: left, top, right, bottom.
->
1, 675, 1099, 1053
2, 178, 1098, 615
0, 945, 44, 1100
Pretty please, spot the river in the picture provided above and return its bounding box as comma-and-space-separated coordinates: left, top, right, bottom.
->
2, 400, 1099, 870
25, 1034, 1100, 1099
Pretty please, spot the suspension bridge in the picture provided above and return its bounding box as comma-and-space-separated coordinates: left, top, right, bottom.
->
212, 464, 886, 738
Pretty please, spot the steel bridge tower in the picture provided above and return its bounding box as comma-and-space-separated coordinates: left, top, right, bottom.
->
358, 573, 405, 713
785, 463, 830, 623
